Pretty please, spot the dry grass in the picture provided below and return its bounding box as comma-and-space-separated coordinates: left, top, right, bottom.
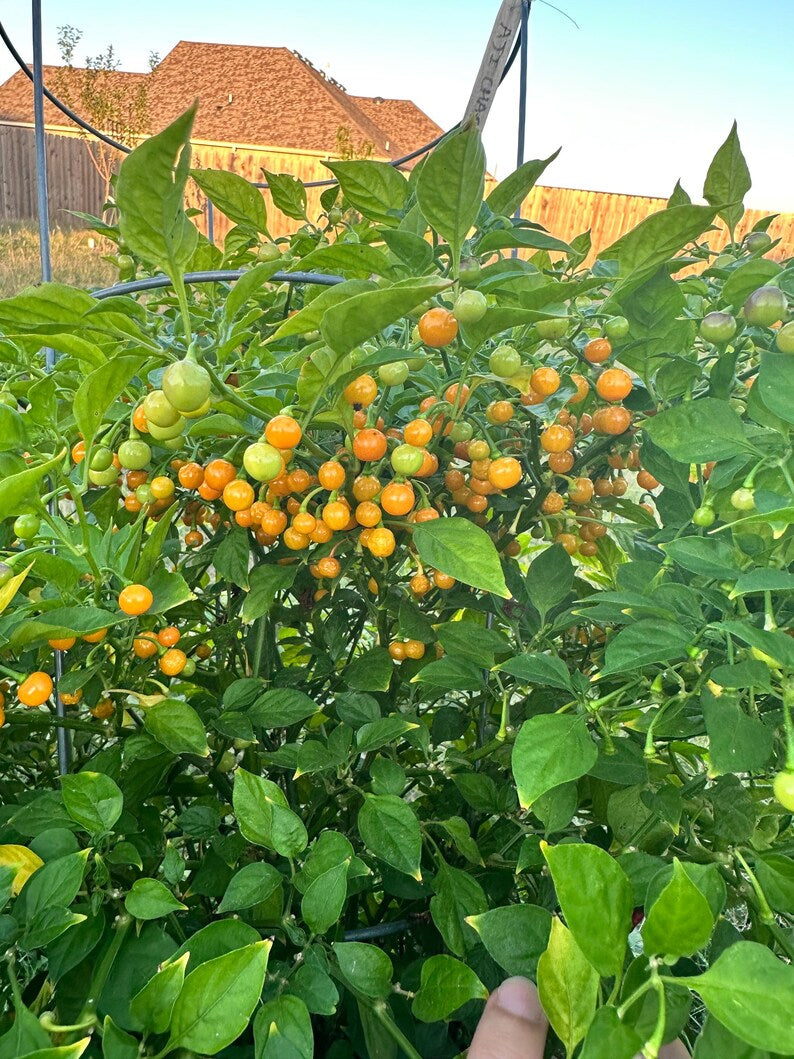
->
0, 223, 115, 298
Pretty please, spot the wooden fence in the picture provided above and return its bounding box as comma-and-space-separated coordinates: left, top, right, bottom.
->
2, 125, 793, 263
0, 124, 104, 226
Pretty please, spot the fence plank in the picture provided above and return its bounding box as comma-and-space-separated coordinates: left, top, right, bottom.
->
2, 127, 792, 263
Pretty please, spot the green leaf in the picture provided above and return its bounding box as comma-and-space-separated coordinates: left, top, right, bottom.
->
167, 941, 270, 1055
358, 794, 422, 880
692, 1015, 770, 1059
663, 537, 739, 580
214, 528, 250, 590
413, 657, 484, 691
731, 569, 794, 595
101, 1016, 139, 1059
0, 404, 29, 451
253, 994, 313, 1059
249, 688, 318, 728
345, 646, 393, 692
512, 715, 597, 810
496, 653, 573, 692
430, 860, 487, 956
412, 955, 487, 1022
262, 170, 307, 221
436, 817, 483, 866
24, 849, 89, 921
678, 942, 794, 1054
130, 952, 188, 1034
144, 699, 209, 757
642, 398, 754, 463
321, 276, 452, 354
466, 904, 552, 978
703, 122, 751, 233
325, 160, 409, 224
22, 907, 85, 950
61, 773, 123, 835
222, 259, 284, 325
134, 503, 182, 582
191, 168, 268, 233
435, 622, 508, 668
537, 918, 599, 1055
74, 356, 146, 449
413, 517, 509, 597
356, 717, 418, 753
757, 351, 794, 426
754, 854, 794, 915
722, 258, 782, 309
0, 448, 67, 522
525, 544, 573, 618
579, 1006, 643, 1059
721, 621, 794, 670
301, 859, 348, 934
601, 620, 691, 677
218, 862, 282, 914
459, 305, 549, 347
617, 269, 693, 381
269, 279, 374, 340
116, 106, 198, 277
416, 120, 486, 265
0, 1000, 50, 1058
600, 205, 716, 287
124, 878, 187, 921
242, 564, 297, 624
477, 227, 573, 255
667, 181, 691, 208
381, 229, 434, 271
485, 149, 561, 217
293, 242, 395, 279
232, 769, 308, 857
10, 606, 117, 650
642, 859, 714, 957
702, 691, 773, 775
333, 941, 393, 999
543, 843, 633, 977
17, 1043, 90, 1058
289, 962, 338, 1016
169, 919, 260, 971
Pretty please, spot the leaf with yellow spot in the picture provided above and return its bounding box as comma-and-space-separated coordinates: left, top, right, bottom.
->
0, 843, 44, 894
0, 560, 34, 616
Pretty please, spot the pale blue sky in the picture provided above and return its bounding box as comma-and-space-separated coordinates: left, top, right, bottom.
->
1, 1, 792, 209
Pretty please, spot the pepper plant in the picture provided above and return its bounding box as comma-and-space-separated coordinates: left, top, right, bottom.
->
0, 109, 793, 1058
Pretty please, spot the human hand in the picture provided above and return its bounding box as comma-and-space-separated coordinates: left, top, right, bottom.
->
468, 977, 691, 1059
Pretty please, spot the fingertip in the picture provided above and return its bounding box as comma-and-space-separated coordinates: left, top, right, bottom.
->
493, 976, 547, 1024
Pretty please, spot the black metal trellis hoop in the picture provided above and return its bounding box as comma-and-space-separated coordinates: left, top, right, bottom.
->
92, 269, 344, 300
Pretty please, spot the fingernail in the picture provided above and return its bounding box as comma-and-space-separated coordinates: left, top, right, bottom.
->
494, 977, 545, 1021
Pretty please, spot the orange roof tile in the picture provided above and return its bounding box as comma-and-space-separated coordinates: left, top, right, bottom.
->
0, 41, 442, 158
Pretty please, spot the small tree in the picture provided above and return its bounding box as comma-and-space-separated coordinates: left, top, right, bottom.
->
53, 25, 157, 201
334, 124, 374, 160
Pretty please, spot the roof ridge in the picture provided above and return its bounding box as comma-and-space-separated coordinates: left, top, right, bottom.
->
293, 57, 400, 156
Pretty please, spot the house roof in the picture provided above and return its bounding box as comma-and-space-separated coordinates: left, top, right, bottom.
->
0, 41, 443, 158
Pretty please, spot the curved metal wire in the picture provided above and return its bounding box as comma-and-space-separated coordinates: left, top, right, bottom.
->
0, 21, 521, 189
92, 268, 344, 299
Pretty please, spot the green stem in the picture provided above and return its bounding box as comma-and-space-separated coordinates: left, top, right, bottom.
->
78, 913, 132, 1022
734, 849, 775, 924
616, 975, 655, 1019
496, 688, 510, 741
173, 275, 193, 343
195, 351, 267, 423
369, 1000, 424, 1059
782, 680, 794, 770
642, 973, 666, 1059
